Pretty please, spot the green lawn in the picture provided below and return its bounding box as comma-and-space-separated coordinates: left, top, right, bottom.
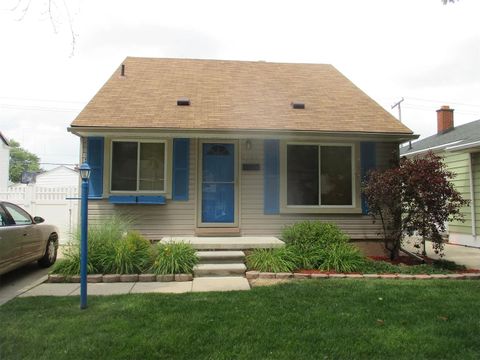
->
1, 280, 480, 359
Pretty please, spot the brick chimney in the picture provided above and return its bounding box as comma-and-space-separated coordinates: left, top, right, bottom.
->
437, 105, 454, 134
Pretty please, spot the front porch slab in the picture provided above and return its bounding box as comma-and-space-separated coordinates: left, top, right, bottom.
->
161, 236, 285, 250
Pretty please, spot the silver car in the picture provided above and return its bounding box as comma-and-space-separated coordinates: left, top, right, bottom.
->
0, 201, 59, 276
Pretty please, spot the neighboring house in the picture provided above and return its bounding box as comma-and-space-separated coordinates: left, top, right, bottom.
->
401, 106, 480, 248
0, 131, 10, 192
68, 57, 415, 242
34, 165, 79, 187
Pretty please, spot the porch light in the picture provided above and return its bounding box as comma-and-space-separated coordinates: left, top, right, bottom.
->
79, 163, 91, 180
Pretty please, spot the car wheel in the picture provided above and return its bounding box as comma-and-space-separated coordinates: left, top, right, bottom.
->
38, 236, 58, 268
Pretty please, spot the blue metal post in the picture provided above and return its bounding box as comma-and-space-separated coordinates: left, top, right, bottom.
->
80, 176, 89, 309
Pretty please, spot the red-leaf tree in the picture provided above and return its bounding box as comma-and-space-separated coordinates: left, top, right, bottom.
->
363, 151, 469, 260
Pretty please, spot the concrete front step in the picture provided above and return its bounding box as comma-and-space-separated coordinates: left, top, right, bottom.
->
162, 236, 284, 250
197, 250, 245, 264
193, 263, 247, 277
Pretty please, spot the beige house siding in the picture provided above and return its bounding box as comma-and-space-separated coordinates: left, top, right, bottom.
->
87, 138, 197, 240
240, 139, 388, 239
87, 137, 394, 240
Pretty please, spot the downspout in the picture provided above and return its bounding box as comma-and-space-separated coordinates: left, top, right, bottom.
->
468, 153, 476, 238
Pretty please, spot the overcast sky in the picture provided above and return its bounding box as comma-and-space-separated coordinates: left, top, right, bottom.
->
0, 0, 479, 169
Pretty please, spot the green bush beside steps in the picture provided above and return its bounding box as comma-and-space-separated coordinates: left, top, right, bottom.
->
52, 216, 198, 276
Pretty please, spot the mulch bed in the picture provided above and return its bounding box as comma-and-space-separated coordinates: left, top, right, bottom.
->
296, 254, 480, 274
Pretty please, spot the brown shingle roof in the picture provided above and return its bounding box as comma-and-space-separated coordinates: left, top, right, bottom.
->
71, 57, 413, 135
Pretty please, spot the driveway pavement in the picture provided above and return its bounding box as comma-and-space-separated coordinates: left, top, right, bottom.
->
404, 239, 480, 270
0, 263, 50, 305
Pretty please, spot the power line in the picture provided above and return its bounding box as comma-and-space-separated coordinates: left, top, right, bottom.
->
405, 96, 480, 108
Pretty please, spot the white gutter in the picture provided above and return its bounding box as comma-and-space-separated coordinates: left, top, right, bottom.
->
468, 153, 477, 237
446, 140, 480, 152
402, 140, 463, 157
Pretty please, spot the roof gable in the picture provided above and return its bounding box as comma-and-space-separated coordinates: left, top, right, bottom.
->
71, 57, 413, 135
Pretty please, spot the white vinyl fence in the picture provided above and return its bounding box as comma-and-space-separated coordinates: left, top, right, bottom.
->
1, 185, 79, 244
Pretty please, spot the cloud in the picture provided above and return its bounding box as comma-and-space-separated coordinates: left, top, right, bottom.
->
79, 23, 221, 59
400, 36, 480, 89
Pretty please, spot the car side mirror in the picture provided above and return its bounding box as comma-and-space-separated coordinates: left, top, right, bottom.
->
33, 216, 45, 224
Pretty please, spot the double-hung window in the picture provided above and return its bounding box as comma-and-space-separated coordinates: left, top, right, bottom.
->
286, 143, 354, 207
111, 140, 166, 192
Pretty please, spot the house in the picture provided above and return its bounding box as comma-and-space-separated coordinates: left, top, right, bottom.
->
68, 57, 415, 245
34, 165, 79, 187
401, 106, 480, 248
0, 131, 10, 192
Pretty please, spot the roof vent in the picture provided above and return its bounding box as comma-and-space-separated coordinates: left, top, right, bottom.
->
177, 97, 190, 106
291, 102, 305, 109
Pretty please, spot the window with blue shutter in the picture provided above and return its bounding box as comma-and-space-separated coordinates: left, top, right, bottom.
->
87, 137, 104, 198
172, 138, 189, 201
264, 139, 280, 214
360, 142, 376, 214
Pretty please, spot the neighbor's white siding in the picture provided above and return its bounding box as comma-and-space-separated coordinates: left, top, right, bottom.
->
0, 141, 9, 191
35, 166, 79, 187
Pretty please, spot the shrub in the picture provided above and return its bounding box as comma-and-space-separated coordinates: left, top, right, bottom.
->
51, 252, 95, 276
282, 221, 349, 250
98, 232, 153, 274
246, 247, 299, 273
53, 216, 156, 275
317, 242, 365, 273
282, 222, 351, 270
151, 242, 198, 275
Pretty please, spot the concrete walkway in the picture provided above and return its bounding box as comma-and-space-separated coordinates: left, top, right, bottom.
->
404, 239, 480, 270
18, 277, 250, 298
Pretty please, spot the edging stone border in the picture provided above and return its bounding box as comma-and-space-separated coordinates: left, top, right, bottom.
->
47, 273, 193, 283
246, 271, 480, 280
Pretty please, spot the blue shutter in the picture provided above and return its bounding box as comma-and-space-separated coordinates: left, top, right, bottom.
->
264, 140, 280, 214
172, 138, 189, 201
87, 137, 104, 198
360, 142, 376, 214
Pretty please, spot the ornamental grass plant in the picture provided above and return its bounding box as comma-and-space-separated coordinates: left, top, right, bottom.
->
246, 247, 299, 273
150, 242, 198, 275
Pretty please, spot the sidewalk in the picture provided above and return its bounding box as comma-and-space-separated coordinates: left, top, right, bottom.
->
19, 277, 250, 298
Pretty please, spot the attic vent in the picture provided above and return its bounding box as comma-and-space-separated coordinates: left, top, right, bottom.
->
177, 97, 190, 106
291, 102, 305, 109
120, 64, 125, 77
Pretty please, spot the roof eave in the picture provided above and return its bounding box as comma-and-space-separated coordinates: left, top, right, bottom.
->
68, 126, 417, 142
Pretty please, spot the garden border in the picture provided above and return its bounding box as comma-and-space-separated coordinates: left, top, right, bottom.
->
246, 271, 480, 280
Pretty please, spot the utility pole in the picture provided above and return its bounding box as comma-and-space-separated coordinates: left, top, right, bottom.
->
391, 97, 404, 122
392, 97, 412, 150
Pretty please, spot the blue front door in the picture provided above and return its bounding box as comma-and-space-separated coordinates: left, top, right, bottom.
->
202, 143, 235, 224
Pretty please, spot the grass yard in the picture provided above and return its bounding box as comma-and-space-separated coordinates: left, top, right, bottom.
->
1, 280, 480, 359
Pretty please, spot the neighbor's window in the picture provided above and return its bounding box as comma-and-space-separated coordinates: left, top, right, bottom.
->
286, 144, 353, 206
111, 141, 166, 192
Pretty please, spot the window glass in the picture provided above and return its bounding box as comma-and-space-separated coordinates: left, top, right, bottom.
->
139, 143, 165, 191
4, 203, 32, 225
111, 142, 138, 191
0, 206, 11, 227
287, 145, 319, 205
321, 146, 352, 205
